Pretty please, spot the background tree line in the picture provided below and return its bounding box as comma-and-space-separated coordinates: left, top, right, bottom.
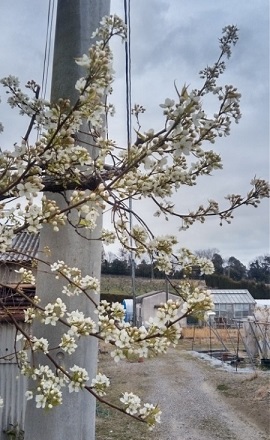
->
101, 249, 270, 299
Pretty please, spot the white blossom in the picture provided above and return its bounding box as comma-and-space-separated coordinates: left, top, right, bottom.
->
67, 310, 97, 336
31, 337, 49, 354
43, 298, 67, 325
15, 268, 35, 284
91, 373, 110, 396
120, 392, 141, 415
59, 334, 78, 354
68, 366, 89, 392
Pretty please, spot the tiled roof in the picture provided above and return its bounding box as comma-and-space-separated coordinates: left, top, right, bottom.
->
0, 232, 39, 263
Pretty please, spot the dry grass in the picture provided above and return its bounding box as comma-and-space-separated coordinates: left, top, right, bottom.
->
182, 327, 240, 341
180, 327, 245, 352
95, 349, 155, 440
241, 372, 258, 382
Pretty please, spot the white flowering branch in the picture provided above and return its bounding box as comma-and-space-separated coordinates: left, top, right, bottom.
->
0, 15, 269, 430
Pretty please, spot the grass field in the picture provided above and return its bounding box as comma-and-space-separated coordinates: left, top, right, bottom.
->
100, 275, 169, 296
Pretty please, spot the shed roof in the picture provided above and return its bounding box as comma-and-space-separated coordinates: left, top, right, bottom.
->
210, 289, 255, 304
0, 232, 39, 263
137, 290, 165, 300
136, 290, 181, 303
137, 289, 255, 305
256, 299, 270, 307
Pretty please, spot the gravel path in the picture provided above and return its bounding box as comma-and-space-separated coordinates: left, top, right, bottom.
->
142, 350, 268, 440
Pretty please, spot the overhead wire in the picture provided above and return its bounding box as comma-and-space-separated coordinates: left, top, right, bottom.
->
124, 0, 132, 149
35, 0, 55, 143
41, 0, 55, 101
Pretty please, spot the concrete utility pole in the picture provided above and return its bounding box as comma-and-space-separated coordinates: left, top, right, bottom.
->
24, 1, 110, 439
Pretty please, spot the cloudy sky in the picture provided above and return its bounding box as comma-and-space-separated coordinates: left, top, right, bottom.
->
0, 0, 269, 267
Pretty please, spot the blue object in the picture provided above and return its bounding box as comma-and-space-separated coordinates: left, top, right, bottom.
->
122, 299, 133, 322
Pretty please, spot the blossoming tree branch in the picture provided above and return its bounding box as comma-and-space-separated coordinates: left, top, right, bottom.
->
0, 15, 269, 429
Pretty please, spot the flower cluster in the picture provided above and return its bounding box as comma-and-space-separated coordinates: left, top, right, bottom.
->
50, 260, 100, 296
66, 310, 97, 336
42, 197, 67, 232
95, 299, 182, 362
68, 366, 89, 392
15, 267, 35, 284
24, 307, 37, 324
43, 298, 67, 326
101, 229, 116, 245
179, 282, 214, 317
155, 299, 181, 325
59, 333, 78, 354
91, 373, 110, 396
176, 248, 215, 276
120, 392, 161, 429
120, 392, 141, 415
30, 365, 66, 409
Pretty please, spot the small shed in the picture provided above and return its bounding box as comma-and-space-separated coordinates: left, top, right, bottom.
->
256, 299, 270, 308
136, 290, 187, 327
211, 289, 256, 326
0, 321, 29, 439
0, 232, 37, 439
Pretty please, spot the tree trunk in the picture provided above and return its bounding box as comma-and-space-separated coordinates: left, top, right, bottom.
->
24, 1, 110, 439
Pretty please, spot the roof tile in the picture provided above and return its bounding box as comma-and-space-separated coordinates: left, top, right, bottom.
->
0, 232, 39, 263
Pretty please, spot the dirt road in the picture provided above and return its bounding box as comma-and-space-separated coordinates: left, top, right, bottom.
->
97, 347, 269, 440
144, 350, 269, 440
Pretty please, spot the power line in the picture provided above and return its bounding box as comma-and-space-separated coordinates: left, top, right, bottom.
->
124, 0, 132, 150
36, 0, 55, 142
41, 0, 55, 100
